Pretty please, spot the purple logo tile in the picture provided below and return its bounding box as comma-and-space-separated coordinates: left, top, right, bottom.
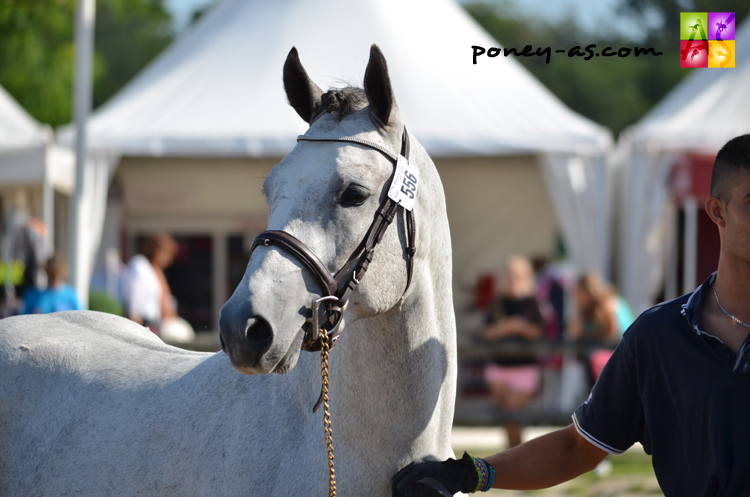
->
708, 12, 735, 40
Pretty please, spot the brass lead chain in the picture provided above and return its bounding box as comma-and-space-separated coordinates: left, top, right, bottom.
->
320, 332, 336, 497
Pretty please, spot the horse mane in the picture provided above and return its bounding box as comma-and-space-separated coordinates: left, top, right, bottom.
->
312, 87, 368, 122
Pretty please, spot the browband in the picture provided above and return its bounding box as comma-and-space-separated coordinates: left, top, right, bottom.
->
297, 135, 399, 162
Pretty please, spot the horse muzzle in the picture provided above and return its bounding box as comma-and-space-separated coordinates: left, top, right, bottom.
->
218, 303, 305, 375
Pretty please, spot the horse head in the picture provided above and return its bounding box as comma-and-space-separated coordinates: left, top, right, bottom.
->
219, 45, 421, 375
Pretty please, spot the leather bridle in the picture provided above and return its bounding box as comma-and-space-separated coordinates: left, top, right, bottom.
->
249, 127, 416, 352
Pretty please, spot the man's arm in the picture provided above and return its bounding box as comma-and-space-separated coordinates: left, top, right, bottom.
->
485, 425, 607, 490
392, 426, 607, 496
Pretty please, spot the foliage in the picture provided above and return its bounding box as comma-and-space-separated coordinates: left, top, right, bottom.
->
463, 2, 690, 136
88, 290, 125, 316
92, 0, 172, 109
0, 0, 172, 127
0, 0, 77, 126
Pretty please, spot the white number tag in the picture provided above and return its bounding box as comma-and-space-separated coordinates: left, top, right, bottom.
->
387, 155, 419, 211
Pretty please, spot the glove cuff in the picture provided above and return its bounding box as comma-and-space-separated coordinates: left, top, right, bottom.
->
453, 452, 480, 493
457, 452, 496, 493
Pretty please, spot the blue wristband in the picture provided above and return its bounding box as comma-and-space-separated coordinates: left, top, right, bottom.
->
481, 461, 495, 492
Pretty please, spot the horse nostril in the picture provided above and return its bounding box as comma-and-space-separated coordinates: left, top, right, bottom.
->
219, 333, 227, 354
245, 316, 273, 356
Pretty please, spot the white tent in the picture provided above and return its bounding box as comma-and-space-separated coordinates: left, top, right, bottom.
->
1, 84, 74, 254
60, 0, 612, 318
0, 85, 73, 192
617, 16, 750, 312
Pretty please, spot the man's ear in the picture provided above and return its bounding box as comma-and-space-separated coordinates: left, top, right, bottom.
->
705, 196, 727, 228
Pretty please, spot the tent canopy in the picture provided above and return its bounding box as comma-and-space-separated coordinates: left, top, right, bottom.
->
0, 85, 46, 154
617, 15, 750, 312
0, 85, 74, 190
61, 0, 610, 158
59, 0, 617, 305
633, 17, 750, 154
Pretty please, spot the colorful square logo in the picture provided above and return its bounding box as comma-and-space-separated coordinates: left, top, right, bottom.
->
708, 12, 736, 40
708, 40, 735, 68
680, 12, 735, 67
680, 13, 708, 41
680, 40, 708, 68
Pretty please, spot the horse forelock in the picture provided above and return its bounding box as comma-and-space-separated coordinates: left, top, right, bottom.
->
311, 87, 369, 123
319, 87, 366, 117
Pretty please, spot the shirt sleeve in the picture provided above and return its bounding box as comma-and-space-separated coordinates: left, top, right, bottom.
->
572, 332, 645, 455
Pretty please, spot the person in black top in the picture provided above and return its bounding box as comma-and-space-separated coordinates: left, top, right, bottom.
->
392, 135, 750, 496
482, 255, 544, 448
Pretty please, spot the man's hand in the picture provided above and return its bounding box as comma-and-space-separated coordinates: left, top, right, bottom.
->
392, 452, 478, 497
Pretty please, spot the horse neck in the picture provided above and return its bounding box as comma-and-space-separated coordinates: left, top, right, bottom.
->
331, 240, 457, 456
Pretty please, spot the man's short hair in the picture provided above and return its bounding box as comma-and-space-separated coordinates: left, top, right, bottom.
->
710, 134, 750, 202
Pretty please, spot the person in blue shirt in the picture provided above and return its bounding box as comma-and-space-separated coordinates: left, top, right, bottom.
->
393, 134, 750, 496
21, 255, 82, 314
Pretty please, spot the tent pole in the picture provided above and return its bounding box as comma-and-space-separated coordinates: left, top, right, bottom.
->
42, 179, 54, 259
683, 196, 698, 294
69, 0, 96, 306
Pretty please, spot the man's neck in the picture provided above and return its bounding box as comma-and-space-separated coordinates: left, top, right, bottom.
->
713, 255, 750, 325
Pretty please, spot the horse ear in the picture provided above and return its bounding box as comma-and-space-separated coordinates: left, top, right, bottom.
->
283, 47, 323, 124
364, 44, 395, 127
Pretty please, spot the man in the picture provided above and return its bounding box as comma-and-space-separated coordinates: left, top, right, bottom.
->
392, 134, 750, 496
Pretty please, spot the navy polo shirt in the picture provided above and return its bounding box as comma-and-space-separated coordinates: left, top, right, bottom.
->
573, 273, 750, 496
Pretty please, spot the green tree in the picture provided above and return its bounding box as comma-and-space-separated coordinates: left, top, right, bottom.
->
0, 1, 76, 126
92, 0, 172, 109
0, 0, 172, 127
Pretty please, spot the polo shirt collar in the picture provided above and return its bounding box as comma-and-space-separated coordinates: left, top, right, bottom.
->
681, 271, 750, 375
680, 272, 717, 337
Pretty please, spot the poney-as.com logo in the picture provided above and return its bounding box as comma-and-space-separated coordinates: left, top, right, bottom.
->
680, 12, 735, 68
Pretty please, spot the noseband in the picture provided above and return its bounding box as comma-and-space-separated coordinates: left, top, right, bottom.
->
249, 127, 416, 351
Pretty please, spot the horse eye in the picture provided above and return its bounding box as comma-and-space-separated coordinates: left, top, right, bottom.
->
340, 186, 369, 207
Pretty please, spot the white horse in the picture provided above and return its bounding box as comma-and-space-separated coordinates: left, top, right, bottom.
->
0, 45, 457, 496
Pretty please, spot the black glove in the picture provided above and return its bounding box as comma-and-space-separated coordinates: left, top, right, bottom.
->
392, 452, 478, 497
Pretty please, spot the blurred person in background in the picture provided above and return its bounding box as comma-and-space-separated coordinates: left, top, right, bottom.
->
568, 273, 620, 384
568, 273, 618, 343
20, 255, 82, 314
482, 255, 545, 448
611, 283, 636, 337
123, 233, 178, 335
531, 255, 567, 341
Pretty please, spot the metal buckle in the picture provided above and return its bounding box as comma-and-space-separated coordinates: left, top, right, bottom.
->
309, 295, 340, 342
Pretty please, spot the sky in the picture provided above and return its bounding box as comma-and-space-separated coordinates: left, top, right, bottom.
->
164, 0, 217, 32
164, 0, 655, 39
